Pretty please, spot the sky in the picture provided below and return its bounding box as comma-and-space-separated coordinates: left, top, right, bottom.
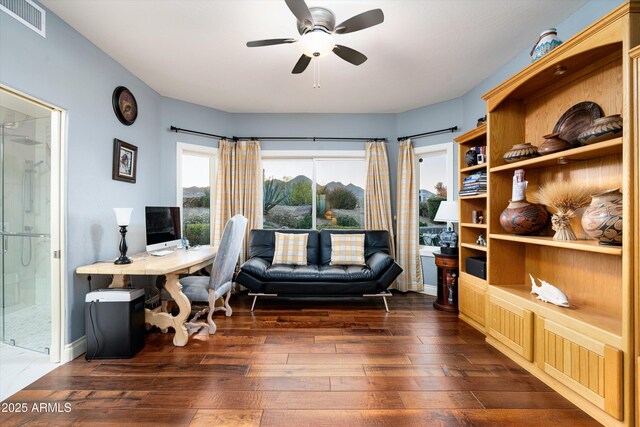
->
263, 158, 366, 187
419, 154, 447, 194
182, 155, 209, 187
182, 153, 446, 192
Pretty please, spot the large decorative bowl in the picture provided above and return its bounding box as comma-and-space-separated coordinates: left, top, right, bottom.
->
538, 132, 571, 155
503, 143, 539, 163
581, 188, 623, 246
577, 114, 623, 145
499, 200, 549, 235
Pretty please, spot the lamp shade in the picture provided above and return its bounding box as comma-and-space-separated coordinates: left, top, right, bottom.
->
114, 208, 133, 226
299, 30, 335, 57
434, 201, 459, 223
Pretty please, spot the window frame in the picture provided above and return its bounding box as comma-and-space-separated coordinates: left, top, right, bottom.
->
261, 150, 366, 230
176, 142, 218, 244
414, 142, 455, 256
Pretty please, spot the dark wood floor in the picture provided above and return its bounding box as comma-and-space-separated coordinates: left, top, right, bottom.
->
1, 292, 599, 426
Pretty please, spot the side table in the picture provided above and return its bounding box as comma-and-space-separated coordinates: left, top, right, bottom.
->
433, 251, 459, 313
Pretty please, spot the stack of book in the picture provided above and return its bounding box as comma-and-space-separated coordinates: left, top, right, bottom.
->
460, 171, 487, 197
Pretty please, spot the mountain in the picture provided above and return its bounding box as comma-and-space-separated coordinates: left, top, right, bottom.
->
323, 181, 364, 200
288, 175, 312, 186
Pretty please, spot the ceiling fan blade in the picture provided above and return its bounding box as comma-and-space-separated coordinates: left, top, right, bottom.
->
246, 38, 296, 47
332, 45, 367, 66
292, 54, 312, 74
285, 0, 314, 29
335, 9, 384, 34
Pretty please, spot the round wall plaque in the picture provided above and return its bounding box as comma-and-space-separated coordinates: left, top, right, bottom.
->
112, 86, 138, 126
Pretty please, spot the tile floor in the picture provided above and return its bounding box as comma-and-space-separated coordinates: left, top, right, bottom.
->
0, 343, 58, 401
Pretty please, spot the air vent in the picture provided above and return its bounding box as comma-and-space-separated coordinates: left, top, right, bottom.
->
0, 0, 45, 37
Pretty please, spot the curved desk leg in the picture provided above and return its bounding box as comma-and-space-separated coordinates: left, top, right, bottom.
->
144, 273, 191, 347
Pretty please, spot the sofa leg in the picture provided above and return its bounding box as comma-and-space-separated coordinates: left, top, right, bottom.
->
248, 293, 278, 312
363, 291, 392, 312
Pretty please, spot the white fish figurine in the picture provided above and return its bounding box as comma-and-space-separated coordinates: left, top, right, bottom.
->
529, 274, 570, 308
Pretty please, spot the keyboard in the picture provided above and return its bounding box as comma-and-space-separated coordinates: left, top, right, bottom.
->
150, 249, 174, 257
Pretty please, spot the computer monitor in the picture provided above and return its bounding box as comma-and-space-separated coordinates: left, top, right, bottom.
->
145, 206, 182, 252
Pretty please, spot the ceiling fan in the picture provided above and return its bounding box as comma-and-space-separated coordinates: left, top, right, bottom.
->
246, 0, 384, 74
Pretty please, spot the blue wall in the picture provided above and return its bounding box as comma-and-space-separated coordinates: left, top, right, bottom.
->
0, 0, 624, 345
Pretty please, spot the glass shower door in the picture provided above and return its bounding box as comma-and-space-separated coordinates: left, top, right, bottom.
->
1, 92, 53, 354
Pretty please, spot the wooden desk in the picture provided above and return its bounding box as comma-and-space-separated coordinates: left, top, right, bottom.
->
76, 246, 217, 347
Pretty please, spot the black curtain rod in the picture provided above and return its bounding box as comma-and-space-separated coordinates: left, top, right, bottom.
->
397, 126, 458, 141
170, 126, 228, 140
171, 125, 387, 142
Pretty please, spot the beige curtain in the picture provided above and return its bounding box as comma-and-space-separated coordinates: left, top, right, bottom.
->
213, 139, 263, 263
365, 140, 395, 257
395, 139, 423, 292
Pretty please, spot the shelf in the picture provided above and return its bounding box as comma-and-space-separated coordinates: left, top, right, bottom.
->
461, 243, 487, 252
459, 194, 487, 200
454, 124, 486, 144
490, 284, 622, 339
490, 137, 622, 173
460, 163, 487, 173
459, 271, 487, 287
460, 223, 487, 229
489, 233, 622, 256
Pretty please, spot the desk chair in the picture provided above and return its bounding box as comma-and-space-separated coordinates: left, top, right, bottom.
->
161, 214, 247, 335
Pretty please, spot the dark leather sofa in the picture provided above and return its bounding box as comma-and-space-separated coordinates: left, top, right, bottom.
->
236, 229, 402, 311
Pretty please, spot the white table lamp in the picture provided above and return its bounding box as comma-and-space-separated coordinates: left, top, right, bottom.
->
434, 201, 459, 255
113, 208, 133, 264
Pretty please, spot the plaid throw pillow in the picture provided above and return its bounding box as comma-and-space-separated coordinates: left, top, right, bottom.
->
330, 233, 365, 265
273, 232, 308, 265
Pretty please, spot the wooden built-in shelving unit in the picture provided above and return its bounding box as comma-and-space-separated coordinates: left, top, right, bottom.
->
456, 3, 639, 426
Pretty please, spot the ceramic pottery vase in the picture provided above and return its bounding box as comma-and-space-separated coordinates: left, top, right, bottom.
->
530, 28, 562, 62
581, 188, 623, 246
465, 149, 478, 166
502, 143, 539, 163
538, 132, 571, 155
499, 200, 549, 235
577, 114, 623, 145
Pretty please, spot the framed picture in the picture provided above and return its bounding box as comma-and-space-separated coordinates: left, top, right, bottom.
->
112, 138, 137, 184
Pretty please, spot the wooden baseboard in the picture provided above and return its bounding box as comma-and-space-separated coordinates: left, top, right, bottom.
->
62, 336, 86, 363
459, 313, 485, 334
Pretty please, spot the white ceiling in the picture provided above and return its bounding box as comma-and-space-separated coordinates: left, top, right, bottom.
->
41, 0, 588, 114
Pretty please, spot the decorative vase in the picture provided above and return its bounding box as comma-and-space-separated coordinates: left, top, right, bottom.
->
581, 188, 623, 246
538, 132, 571, 155
502, 143, 539, 163
499, 200, 549, 235
530, 28, 562, 62
465, 149, 478, 166
577, 114, 623, 145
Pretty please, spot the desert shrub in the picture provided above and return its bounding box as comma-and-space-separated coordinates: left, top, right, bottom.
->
336, 215, 359, 227
427, 196, 447, 222
185, 223, 210, 246
264, 179, 288, 214
184, 213, 209, 225
296, 214, 312, 229
327, 187, 357, 210
267, 211, 297, 228
289, 181, 312, 206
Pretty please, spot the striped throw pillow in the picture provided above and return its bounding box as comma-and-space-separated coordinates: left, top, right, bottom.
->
330, 233, 365, 266
273, 232, 308, 265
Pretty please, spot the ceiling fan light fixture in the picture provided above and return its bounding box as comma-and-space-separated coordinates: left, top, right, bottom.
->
299, 30, 335, 57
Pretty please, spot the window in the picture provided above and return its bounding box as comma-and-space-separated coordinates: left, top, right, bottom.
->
262, 151, 366, 230
176, 143, 217, 245
415, 142, 454, 250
